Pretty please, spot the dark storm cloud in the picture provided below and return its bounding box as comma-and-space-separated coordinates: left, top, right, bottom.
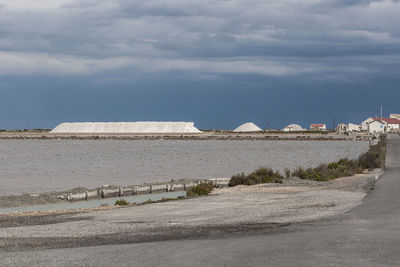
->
0, 0, 398, 78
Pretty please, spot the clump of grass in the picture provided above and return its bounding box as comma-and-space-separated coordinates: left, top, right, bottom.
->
292, 158, 362, 181
229, 167, 283, 186
229, 173, 247, 186
284, 168, 291, 178
187, 183, 214, 197
358, 136, 386, 169
114, 199, 129, 206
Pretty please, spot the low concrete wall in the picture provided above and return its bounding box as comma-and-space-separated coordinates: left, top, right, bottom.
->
67, 192, 86, 201
171, 184, 184, 191
100, 188, 120, 198
63, 178, 230, 202
86, 190, 98, 200
151, 184, 168, 193
121, 187, 134, 196
137, 185, 151, 194
208, 178, 230, 188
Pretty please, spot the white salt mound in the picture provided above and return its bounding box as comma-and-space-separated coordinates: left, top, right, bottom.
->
51, 122, 201, 133
233, 122, 262, 132
282, 124, 306, 131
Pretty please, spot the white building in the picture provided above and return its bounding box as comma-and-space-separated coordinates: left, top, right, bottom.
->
336, 123, 348, 133
368, 120, 386, 134
361, 117, 374, 131
348, 123, 361, 132
336, 123, 360, 133
378, 118, 400, 131
310, 124, 326, 131
282, 124, 306, 132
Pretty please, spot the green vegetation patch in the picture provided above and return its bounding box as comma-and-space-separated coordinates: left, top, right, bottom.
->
187, 183, 214, 197
229, 167, 283, 186
114, 199, 130, 206
358, 136, 386, 169
292, 158, 362, 181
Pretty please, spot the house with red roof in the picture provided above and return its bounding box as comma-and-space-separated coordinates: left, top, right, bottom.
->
372, 118, 400, 131
310, 123, 326, 131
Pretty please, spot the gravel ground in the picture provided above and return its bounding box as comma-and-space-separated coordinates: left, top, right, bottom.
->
0, 169, 383, 250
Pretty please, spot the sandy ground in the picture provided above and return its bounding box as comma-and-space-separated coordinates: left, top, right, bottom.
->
0, 169, 382, 252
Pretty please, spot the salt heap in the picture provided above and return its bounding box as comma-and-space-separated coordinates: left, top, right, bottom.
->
233, 122, 262, 132
282, 124, 306, 131
51, 122, 201, 133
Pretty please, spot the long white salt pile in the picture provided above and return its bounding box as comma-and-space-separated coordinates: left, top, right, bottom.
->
51, 122, 201, 133
233, 122, 262, 132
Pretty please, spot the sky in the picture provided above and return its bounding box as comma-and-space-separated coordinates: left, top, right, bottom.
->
0, 0, 399, 130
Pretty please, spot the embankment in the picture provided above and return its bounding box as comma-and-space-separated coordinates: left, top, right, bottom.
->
0, 131, 372, 141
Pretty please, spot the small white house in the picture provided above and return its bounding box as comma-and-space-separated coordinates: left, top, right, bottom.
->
368, 120, 386, 134
369, 118, 400, 132
348, 123, 361, 132
336, 123, 360, 133
361, 117, 374, 131
380, 118, 400, 131
310, 124, 326, 131
282, 124, 306, 132
336, 123, 348, 133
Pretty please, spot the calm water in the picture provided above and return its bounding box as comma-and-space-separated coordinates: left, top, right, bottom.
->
0, 191, 186, 214
0, 140, 368, 196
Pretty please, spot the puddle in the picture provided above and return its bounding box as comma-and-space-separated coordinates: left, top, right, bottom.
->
0, 191, 186, 214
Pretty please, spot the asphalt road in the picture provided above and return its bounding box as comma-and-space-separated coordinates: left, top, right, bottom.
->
1, 134, 400, 266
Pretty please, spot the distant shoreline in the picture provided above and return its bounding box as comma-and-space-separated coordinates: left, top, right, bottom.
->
0, 131, 371, 141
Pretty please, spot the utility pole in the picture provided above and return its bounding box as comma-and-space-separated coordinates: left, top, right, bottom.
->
332, 116, 336, 130
380, 105, 383, 120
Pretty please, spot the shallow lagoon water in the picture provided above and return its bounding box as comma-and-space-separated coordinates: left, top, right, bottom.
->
0, 191, 186, 214
0, 140, 368, 196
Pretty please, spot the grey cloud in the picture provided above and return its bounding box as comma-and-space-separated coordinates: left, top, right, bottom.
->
0, 0, 399, 79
